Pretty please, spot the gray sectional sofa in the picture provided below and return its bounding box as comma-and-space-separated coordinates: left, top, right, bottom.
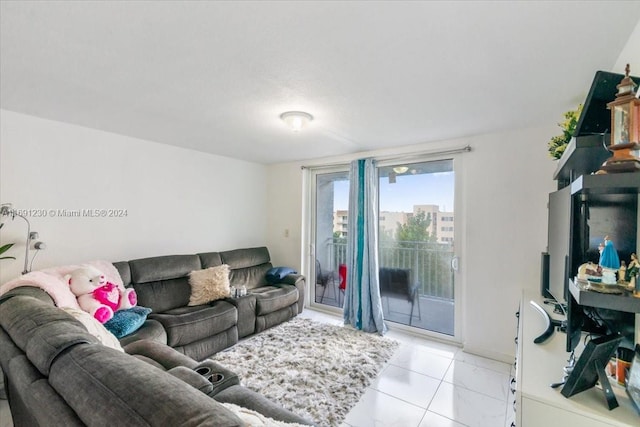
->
0, 291, 313, 426
114, 246, 305, 360
0, 246, 311, 426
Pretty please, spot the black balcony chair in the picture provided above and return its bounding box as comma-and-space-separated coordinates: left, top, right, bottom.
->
378, 267, 422, 326
316, 259, 337, 304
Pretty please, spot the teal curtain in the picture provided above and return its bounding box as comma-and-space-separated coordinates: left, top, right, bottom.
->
343, 158, 387, 334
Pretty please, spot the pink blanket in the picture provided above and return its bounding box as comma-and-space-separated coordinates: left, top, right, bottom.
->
0, 260, 124, 309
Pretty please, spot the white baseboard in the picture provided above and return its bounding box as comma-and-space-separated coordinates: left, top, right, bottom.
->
462, 344, 514, 364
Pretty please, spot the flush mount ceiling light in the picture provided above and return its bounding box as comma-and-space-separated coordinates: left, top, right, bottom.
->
392, 166, 409, 174
280, 111, 313, 132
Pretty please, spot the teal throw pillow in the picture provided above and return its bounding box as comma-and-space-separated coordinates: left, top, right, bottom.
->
104, 306, 152, 339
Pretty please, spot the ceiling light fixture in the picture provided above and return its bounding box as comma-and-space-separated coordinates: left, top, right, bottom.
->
280, 111, 313, 132
392, 166, 409, 174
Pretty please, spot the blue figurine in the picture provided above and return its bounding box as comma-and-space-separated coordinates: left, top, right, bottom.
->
599, 236, 620, 285
599, 236, 621, 269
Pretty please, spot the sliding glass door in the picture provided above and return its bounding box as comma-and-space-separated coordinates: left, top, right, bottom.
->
312, 169, 349, 308
309, 157, 460, 338
378, 159, 456, 335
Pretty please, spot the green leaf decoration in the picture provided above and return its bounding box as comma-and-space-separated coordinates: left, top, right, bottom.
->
548, 104, 583, 160
0, 243, 16, 260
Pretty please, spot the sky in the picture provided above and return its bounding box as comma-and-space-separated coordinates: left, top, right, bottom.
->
333, 171, 455, 212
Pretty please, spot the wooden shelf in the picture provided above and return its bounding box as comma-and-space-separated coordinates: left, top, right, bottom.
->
569, 278, 640, 313
553, 134, 610, 185
571, 173, 640, 196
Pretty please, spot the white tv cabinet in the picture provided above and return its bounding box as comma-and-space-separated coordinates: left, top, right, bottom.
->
516, 290, 638, 426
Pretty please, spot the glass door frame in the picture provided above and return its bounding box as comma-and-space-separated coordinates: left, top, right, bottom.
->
303, 153, 465, 344
375, 154, 464, 343
305, 164, 350, 316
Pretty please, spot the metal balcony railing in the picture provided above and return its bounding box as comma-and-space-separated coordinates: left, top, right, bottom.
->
323, 239, 454, 300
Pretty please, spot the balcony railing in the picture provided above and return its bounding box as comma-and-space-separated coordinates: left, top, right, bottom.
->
324, 239, 454, 300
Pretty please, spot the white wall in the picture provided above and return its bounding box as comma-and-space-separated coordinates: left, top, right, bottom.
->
266, 125, 558, 361
0, 110, 268, 283
614, 19, 640, 75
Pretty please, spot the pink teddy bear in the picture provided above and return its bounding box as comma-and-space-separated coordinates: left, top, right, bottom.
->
66, 266, 137, 323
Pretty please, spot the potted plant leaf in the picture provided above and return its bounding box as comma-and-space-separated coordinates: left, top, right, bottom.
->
548, 104, 583, 160
0, 223, 16, 261
0, 243, 15, 260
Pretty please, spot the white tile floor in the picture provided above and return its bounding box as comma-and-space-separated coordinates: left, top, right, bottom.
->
0, 309, 515, 427
299, 309, 515, 427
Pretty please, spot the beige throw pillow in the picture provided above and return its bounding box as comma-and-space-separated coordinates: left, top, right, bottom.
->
188, 265, 231, 306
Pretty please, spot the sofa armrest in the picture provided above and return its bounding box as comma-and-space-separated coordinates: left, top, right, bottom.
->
167, 366, 214, 395
279, 273, 304, 286
193, 360, 240, 396
278, 274, 305, 314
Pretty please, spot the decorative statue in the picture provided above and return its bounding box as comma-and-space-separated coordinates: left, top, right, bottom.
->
599, 236, 620, 285
626, 253, 639, 288
619, 260, 627, 282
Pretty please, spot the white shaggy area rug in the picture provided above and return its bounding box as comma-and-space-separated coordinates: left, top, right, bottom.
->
210, 317, 399, 427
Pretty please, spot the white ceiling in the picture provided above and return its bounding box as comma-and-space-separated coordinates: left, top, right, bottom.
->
1, 1, 639, 164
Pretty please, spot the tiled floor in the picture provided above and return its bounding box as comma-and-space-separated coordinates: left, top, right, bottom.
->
0, 309, 514, 427
300, 309, 514, 427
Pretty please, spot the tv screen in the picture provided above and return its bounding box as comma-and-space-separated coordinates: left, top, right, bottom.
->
546, 186, 571, 303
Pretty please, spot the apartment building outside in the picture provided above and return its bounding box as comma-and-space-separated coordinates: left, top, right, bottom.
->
333, 204, 454, 244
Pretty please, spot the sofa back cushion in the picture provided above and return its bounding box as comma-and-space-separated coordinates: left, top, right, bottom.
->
198, 252, 223, 269
113, 261, 131, 287
220, 247, 273, 289
128, 255, 201, 313
0, 296, 97, 376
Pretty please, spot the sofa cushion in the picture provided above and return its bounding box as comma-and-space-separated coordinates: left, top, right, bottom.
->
228, 263, 272, 289
132, 276, 191, 313
150, 301, 237, 347
113, 261, 131, 287
220, 247, 270, 269
251, 285, 299, 316
0, 296, 97, 376
233, 265, 271, 289
127, 255, 200, 313
198, 252, 223, 269
129, 255, 201, 284
49, 344, 244, 426
188, 265, 231, 306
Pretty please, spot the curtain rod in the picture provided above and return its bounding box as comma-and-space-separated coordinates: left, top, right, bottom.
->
301, 144, 471, 170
